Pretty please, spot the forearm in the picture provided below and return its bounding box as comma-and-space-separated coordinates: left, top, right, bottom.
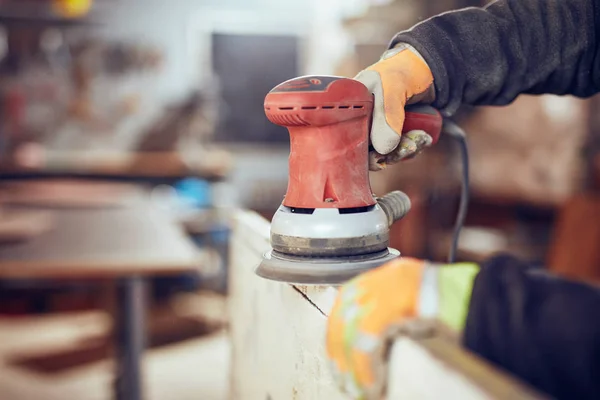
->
391, 0, 600, 115
463, 255, 600, 399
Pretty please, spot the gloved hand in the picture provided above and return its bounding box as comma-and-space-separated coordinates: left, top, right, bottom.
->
354, 44, 435, 171
326, 258, 479, 400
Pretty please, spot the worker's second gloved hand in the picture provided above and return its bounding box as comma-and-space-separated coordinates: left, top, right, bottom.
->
326, 258, 479, 400
354, 44, 435, 171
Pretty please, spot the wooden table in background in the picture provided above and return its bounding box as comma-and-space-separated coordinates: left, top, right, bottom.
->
0, 199, 202, 400
0, 150, 231, 183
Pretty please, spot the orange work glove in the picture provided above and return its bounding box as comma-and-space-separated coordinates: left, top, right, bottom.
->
326, 258, 479, 400
354, 44, 435, 171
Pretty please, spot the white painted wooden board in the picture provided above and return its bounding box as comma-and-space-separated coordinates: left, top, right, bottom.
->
228, 210, 344, 400
228, 210, 547, 400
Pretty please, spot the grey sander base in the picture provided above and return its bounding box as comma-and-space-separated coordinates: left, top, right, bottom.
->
255, 248, 400, 285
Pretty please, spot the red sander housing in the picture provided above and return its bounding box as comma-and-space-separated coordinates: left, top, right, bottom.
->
255, 75, 443, 285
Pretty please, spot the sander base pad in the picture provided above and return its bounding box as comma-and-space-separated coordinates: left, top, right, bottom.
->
255, 248, 400, 285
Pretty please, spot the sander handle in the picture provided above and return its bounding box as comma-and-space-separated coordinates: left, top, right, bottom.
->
403, 104, 443, 145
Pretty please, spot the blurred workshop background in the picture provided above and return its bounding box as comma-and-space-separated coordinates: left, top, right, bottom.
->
0, 0, 597, 399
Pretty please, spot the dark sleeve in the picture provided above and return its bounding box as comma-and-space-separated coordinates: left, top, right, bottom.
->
390, 0, 600, 116
463, 254, 600, 400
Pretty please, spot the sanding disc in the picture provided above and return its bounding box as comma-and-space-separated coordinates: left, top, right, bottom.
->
255, 248, 400, 285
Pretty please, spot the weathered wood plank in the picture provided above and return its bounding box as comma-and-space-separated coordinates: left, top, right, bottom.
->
228, 210, 345, 400
229, 210, 546, 400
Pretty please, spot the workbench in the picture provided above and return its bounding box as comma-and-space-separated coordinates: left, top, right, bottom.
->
0, 150, 230, 184
0, 198, 203, 400
228, 210, 548, 400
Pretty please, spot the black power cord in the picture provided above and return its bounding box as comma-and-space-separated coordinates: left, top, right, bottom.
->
442, 120, 470, 264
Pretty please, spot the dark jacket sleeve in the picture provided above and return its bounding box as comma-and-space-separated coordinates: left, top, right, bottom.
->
463, 254, 600, 400
390, 0, 600, 116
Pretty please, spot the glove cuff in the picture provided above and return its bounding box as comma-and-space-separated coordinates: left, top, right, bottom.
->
386, 42, 427, 63
385, 42, 436, 105
417, 262, 479, 332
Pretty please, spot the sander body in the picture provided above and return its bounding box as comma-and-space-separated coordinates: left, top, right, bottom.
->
255, 75, 443, 285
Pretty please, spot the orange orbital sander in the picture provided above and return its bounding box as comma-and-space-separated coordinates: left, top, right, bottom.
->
255, 75, 459, 285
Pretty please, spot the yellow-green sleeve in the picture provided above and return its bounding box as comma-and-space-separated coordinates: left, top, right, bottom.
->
438, 263, 480, 331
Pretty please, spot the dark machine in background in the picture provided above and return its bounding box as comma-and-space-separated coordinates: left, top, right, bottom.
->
212, 33, 298, 144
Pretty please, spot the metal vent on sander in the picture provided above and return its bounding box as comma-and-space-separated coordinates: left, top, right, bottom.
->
255, 75, 442, 285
